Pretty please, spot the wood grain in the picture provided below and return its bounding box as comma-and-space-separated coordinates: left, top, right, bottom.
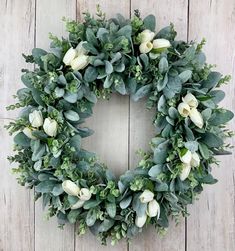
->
34, 1, 76, 251
187, 0, 235, 250
129, 1, 188, 251
0, 0, 35, 251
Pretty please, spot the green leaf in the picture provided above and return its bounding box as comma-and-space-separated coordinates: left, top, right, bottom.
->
143, 14, 156, 31
117, 25, 132, 38
157, 74, 168, 91
86, 28, 98, 47
120, 196, 132, 209
148, 164, 162, 177
132, 194, 147, 217
201, 108, 212, 120
199, 143, 210, 159
163, 76, 182, 99
52, 183, 64, 196
64, 110, 80, 122
184, 125, 195, 141
184, 141, 198, 152
200, 132, 223, 148
82, 42, 98, 54
209, 109, 234, 126
84, 66, 98, 82
157, 95, 167, 113
32, 140, 45, 161
201, 71, 222, 90
98, 219, 115, 232
159, 57, 168, 74
86, 208, 97, 226
168, 107, 178, 119
200, 174, 217, 184
139, 54, 149, 69
69, 134, 81, 151
103, 75, 113, 88
63, 92, 78, 103
210, 90, 225, 104
106, 203, 116, 218
154, 182, 168, 192
14, 132, 31, 147
105, 61, 113, 75
114, 79, 126, 95
131, 84, 152, 101
83, 200, 101, 210
35, 180, 56, 193
67, 209, 81, 224
21, 73, 33, 88
153, 140, 169, 164
178, 70, 192, 83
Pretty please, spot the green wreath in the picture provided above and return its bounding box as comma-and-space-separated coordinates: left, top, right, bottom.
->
6, 8, 234, 245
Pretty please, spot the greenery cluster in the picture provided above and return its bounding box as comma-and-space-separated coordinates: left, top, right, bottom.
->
6, 8, 234, 245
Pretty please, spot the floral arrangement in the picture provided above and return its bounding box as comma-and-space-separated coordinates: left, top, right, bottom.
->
6, 8, 234, 245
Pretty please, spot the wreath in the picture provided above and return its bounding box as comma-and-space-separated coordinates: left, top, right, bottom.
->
6, 8, 234, 245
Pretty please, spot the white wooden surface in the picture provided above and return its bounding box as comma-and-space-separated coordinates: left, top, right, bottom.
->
0, 0, 234, 250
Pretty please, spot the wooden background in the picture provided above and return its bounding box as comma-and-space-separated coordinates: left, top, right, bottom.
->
0, 0, 235, 250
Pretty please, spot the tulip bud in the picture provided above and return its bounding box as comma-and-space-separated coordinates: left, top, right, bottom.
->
139, 29, 155, 43
180, 163, 191, 181
146, 199, 160, 219
43, 118, 58, 137
79, 188, 92, 201
189, 108, 204, 128
191, 152, 200, 167
71, 200, 85, 209
180, 150, 192, 164
63, 47, 77, 66
178, 102, 191, 117
71, 55, 89, 71
76, 41, 88, 55
139, 189, 154, 203
62, 180, 80, 196
23, 127, 36, 140
29, 110, 43, 128
135, 214, 147, 228
182, 93, 198, 108
152, 39, 171, 49
139, 41, 153, 54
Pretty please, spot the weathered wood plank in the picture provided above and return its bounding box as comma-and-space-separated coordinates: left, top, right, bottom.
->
34, 1, 76, 250
75, 1, 130, 250
0, 0, 35, 250
187, 0, 235, 250
129, 1, 188, 250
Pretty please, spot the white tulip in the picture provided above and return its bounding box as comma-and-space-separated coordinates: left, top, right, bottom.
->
139, 29, 155, 43
62, 180, 80, 196
139, 189, 154, 203
146, 199, 160, 219
79, 188, 92, 201
139, 41, 153, 54
63, 47, 77, 66
180, 150, 192, 164
152, 39, 171, 49
43, 118, 58, 137
23, 127, 36, 140
180, 163, 191, 181
76, 41, 88, 55
135, 213, 147, 228
71, 55, 89, 71
191, 152, 200, 167
182, 93, 198, 108
189, 108, 204, 128
71, 200, 85, 209
178, 102, 191, 117
29, 110, 43, 128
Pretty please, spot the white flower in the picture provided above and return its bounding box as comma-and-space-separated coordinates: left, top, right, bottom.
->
178, 102, 191, 117
180, 163, 191, 181
135, 214, 147, 228
152, 39, 171, 49
79, 188, 92, 201
191, 152, 200, 167
182, 93, 198, 108
139, 189, 154, 203
76, 41, 88, 55
189, 108, 204, 128
180, 150, 192, 164
71, 200, 85, 209
63, 47, 77, 66
139, 29, 155, 43
146, 199, 160, 219
139, 41, 153, 54
71, 55, 89, 71
29, 110, 43, 128
43, 118, 58, 137
62, 180, 80, 196
23, 127, 36, 140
